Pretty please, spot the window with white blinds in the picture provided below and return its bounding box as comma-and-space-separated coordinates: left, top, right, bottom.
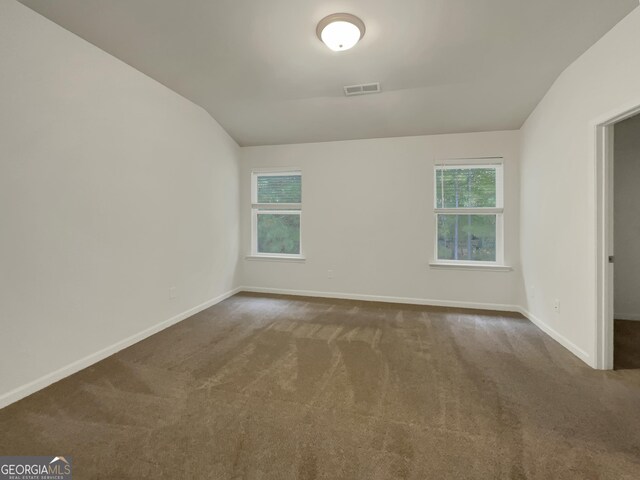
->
434, 160, 504, 264
251, 171, 302, 257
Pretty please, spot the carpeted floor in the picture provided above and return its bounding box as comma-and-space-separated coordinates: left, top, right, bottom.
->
1, 293, 640, 479
614, 319, 640, 370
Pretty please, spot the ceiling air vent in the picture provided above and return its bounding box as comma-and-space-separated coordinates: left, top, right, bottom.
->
343, 82, 381, 96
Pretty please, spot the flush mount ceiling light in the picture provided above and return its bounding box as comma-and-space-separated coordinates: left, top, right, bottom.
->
316, 13, 365, 52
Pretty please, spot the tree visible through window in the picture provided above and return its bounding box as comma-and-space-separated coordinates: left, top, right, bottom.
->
252, 172, 302, 256
434, 163, 503, 263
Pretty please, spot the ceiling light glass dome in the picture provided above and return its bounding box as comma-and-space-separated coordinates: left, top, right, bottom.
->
317, 13, 365, 52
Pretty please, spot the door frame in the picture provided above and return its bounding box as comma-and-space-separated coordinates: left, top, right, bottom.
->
593, 100, 640, 369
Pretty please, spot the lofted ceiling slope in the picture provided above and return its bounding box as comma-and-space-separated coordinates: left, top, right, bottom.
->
18, 0, 639, 146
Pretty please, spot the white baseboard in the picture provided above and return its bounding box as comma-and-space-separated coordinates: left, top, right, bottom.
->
614, 312, 640, 321
516, 307, 591, 366
239, 286, 521, 313
0, 287, 242, 410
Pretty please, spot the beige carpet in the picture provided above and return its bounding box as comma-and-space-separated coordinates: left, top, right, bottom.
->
1, 293, 639, 479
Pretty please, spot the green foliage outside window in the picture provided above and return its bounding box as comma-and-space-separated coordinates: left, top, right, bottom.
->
436, 168, 496, 208
437, 214, 496, 261
436, 167, 498, 261
257, 214, 300, 254
255, 174, 302, 255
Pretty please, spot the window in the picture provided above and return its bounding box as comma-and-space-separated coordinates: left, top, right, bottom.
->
434, 161, 503, 264
251, 171, 302, 257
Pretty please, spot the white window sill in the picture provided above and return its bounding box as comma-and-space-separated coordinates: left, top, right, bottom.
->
429, 262, 512, 272
245, 255, 306, 263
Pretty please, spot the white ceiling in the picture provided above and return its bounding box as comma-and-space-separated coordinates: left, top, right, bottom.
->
19, 0, 638, 146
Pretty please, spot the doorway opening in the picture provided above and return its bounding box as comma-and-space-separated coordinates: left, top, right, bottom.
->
596, 103, 640, 370
612, 113, 640, 369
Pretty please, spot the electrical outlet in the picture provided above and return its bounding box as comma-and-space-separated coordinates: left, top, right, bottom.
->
169, 287, 177, 299
553, 299, 560, 313
327, 269, 334, 279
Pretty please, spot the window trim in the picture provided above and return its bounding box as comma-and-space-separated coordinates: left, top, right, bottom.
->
250, 169, 303, 259
433, 160, 505, 265
428, 261, 512, 271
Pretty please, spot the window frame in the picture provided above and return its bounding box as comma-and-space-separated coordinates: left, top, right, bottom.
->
433, 159, 504, 266
251, 169, 303, 259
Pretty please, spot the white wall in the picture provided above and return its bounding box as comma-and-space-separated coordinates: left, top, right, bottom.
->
0, 0, 240, 406
240, 131, 523, 309
520, 7, 640, 366
614, 114, 640, 321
